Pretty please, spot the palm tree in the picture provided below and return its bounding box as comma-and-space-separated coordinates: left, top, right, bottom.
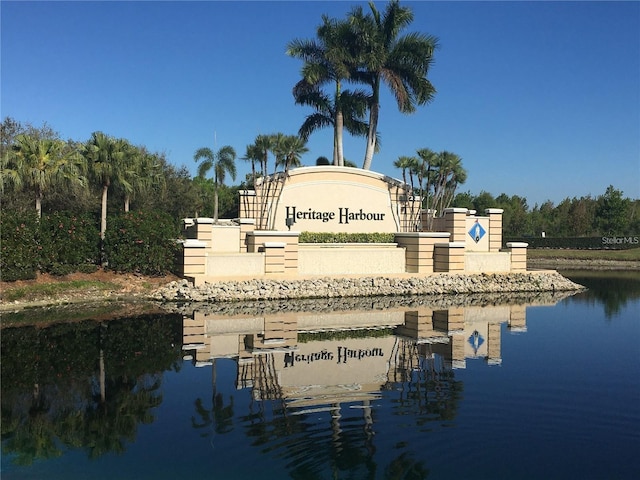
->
119, 145, 165, 212
194, 145, 237, 223
9, 134, 85, 217
273, 135, 309, 173
288, 15, 368, 166
253, 134, 273, 177
393, 155, 415, 188
84, 132, 129, 240
432, 151, 466, 215
292, 78, 370, 165
349, 0, 438, 170
241, 143, 261, 188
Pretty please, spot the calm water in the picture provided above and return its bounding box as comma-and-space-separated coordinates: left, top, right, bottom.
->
2, 271, 639, 480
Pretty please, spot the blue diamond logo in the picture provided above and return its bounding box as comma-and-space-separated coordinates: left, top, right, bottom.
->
468, 221, 486, 243
468, 330, 485, 355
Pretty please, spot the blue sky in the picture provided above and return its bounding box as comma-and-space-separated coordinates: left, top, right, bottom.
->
2, 1, 639, 206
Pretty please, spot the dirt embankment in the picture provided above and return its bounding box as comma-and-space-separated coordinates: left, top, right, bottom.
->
0, 270, 180, 311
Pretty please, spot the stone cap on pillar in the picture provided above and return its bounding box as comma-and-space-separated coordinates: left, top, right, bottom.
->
182, 239, 207, 248
194, 217, 215, 224
443, 208, 468, 214
434, 242, 466, 248
506, 242, 528, 248
247, 231, 301, 237
485, 208, 504, 215
395, 232, 450, 239
263, 242, 287, 248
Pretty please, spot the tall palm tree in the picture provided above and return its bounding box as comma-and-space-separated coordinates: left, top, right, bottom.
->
292, 78, 370, 165
9, 134, 85, 217
194, 145, 237, 223
84, 132, 129, 240
349, 0, 438, 170
288, 15, 366, 166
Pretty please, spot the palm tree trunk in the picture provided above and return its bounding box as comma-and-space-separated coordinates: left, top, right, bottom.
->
362, 91, 379, 170
35, 190, 42, 219
124, 195, 130, 213
213, 184, 219, 223
336, 110, 345, 166
101, 184, 109, 240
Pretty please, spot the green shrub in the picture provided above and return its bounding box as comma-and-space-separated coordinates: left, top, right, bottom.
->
103, 211, 181, 276
0, 210, 39, 281
38, 212, 100, 275
299, 232, 396, 244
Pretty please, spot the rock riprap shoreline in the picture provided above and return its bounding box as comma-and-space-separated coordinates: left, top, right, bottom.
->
152, 271, 583, 303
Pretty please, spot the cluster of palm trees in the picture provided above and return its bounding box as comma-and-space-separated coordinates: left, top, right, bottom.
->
3, 129, 165, 239
287, 0, 438, 169
394, 148, 467, 228
194, 132, 309, 221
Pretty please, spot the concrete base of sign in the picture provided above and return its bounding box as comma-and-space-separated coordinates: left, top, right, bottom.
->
299, 243, 405, 275
465, 252, 511, 273
206, 253, 264, 277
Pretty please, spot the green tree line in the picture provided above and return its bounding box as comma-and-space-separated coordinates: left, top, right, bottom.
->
452, 186, 639, 238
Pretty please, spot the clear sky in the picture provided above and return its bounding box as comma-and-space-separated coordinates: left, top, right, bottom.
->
2, 1, 639, 206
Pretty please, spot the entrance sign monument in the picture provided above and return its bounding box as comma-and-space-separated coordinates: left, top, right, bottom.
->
180, 166, 527, 283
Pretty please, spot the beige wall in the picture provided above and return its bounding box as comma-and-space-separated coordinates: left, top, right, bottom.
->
298, 244, 405, 275
245, 167, 420, 233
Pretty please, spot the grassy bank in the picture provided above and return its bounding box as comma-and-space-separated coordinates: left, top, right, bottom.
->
528, 248, 640, 262
0, 271, 179, 306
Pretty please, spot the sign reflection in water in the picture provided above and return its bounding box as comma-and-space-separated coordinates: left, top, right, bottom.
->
183, 300, 530, 427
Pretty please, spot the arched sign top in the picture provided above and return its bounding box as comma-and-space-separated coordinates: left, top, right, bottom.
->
243, 167, 420, 233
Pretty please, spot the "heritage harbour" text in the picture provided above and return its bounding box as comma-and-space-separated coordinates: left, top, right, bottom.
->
285, 206, 385, 225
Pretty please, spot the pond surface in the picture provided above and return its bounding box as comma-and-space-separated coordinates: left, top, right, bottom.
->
2, 271, 639, 480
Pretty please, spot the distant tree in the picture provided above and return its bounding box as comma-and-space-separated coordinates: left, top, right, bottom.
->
316, 156, 331, 165
194, 145, 237, 223
472, 191, 496, 214
596, 185, 630, 235
496, 194, 528, 236
452, 191, 474, 210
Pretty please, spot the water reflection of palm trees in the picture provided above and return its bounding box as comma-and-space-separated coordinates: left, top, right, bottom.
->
1, 314, 183, 465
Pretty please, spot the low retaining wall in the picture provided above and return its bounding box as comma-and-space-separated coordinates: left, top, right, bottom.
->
153, 271, 583, 303
298, 243, 404, 275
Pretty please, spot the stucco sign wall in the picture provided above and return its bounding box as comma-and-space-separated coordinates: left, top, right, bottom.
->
242, 167, 420, 233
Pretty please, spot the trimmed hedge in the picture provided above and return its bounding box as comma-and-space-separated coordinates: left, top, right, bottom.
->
38, 212, 100, 275
0, 210, 40, 281
103, 211, 181, 276
505, 236, 640, 250
299, 232, 396, 244
1, 210, 181, 282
